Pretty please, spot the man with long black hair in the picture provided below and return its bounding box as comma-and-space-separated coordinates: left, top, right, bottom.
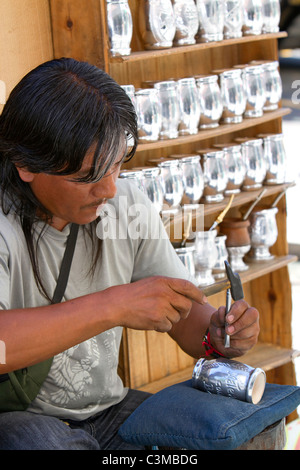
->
0, 58, 259, 449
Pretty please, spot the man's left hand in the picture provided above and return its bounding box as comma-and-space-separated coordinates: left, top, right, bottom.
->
208, 299, 260, 358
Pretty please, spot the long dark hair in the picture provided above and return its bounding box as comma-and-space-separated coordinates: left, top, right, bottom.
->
0, 58, 138, 301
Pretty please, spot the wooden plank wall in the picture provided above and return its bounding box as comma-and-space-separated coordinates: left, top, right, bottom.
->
0, 0, 53, 113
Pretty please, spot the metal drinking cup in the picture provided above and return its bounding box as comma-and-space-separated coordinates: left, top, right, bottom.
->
106, 0, 133, 56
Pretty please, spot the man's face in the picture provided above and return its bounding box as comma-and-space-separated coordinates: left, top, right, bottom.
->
16, 145, 125, 231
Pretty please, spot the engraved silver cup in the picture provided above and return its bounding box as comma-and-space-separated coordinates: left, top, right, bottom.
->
192, 358, 266, 404
248, 207, 278, 260
224, 0, 244, 39
196, 0, 225, 42
139, 0, 176, 50
172, 0, 199, 46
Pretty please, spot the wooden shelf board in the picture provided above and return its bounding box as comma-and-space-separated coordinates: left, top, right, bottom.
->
235, 342, 300, 372
135, 108, 291, 153
202, 181, 295, 217
111, 32, 288, 64
138, 342, 300, 394
202, 254, 298, 297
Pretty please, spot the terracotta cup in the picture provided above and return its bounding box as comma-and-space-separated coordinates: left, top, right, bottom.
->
219, 217, 251, 247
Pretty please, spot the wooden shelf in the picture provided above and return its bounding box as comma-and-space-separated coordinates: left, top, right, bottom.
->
47, 0, 299, 422
111, 32, 288, 64
138, 342, 300, 394
202, 254, 298, 297
165, 182, 295, 234
135, 108, 291, 153
202, 181, 295, 217
236, 342, 300, 372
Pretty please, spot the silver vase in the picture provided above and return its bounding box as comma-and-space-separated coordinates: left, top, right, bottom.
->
227, 245, 251, 271
213, 234, 228, 279
262, 0, 281, 33
198, 149, 228, 203
260, 61, 282, 112
179, 155, 204, 204
194, 229, 218, 286
242, 0, 263, 36
106, 0, 133, 56
240, 138, 267, 190
241, 65, 266, 118
119, 169, 145, 193
215, 143, 246, 195
158, 159, 184, 208
175, 245, 196, 277
141, 167, 165, 213
261, 133, 287, 185
195, 74, 223, 129
176, 77, 201, 135
121, 84, 136, 108
154, 80, 180, 139
217, 68, 246, 124
224, 0, 244, 39
196, 0, 225, 42
172, 0, 199, 46
135, 88, 162, 142
139, 0, 176, 50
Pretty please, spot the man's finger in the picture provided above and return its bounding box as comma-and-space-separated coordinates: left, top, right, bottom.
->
167, 278, 208, 305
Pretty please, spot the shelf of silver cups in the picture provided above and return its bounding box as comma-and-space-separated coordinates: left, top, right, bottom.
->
110, 32, 288, 63
134, 108, 291, 153
201, 253, 297, 298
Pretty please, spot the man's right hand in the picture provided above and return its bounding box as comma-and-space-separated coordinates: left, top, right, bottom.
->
103, 276, 207, 333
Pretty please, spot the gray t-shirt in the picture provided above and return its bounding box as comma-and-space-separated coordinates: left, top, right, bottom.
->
0, 180, 194, 420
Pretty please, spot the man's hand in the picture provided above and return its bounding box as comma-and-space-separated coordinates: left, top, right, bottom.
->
104, 276, 208, 333
208, 299, 260, 358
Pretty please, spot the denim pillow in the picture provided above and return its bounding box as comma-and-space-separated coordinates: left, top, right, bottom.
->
119, 380, 300, 450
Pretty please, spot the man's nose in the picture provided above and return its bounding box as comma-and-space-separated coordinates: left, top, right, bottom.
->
92, 172, 118, 200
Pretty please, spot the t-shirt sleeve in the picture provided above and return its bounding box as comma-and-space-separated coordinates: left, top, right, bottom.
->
0, 234, 10, 310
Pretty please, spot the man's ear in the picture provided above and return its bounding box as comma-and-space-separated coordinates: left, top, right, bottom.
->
15, 166, 35, 183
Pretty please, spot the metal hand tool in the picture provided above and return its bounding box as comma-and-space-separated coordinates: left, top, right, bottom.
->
224, 260, 244, 348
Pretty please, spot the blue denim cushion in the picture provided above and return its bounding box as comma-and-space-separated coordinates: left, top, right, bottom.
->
119, 380, 300, 450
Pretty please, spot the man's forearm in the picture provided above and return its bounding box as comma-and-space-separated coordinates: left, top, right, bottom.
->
0, 292, 116, 374
169, 301, 217, 359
